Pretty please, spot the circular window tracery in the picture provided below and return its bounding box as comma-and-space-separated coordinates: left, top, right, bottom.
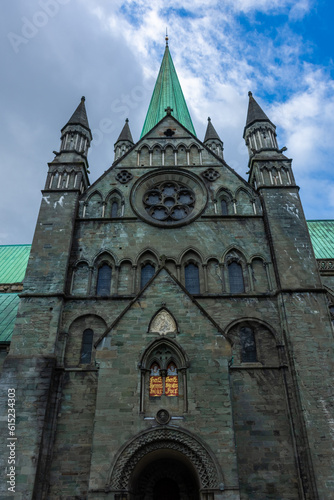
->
143, 182, 195, 222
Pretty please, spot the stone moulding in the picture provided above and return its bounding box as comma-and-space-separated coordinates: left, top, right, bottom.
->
108, 427, 222, 490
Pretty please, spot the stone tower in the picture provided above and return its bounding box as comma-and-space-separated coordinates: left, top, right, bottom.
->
0, 40, 333, 500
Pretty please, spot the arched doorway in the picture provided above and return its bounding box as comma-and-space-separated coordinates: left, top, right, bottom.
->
130, 450, 200, 500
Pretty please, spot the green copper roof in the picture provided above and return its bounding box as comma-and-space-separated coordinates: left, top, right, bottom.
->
141, 45, 196, 138
307, 220, 334, 259
0, 293, 20, 342
0, 245, 31, 283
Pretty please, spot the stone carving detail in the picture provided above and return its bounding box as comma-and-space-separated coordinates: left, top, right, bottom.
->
109, 429, 219, 489
149, 310, 177, 335
201, 168, 220, 182
143, 181, 195, 222
156, 409, 170, 425
116, 170, 133, 184
318, 260, 334, 272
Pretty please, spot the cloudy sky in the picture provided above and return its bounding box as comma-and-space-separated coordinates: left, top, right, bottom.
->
1, 0, 334, 244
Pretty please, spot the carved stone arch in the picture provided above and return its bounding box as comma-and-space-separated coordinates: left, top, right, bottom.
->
138, 144, 150, 166
93, 250, 117, 267
118, 257, 134, 295
177, 142, 188, 166
148, 308, 179, 336
161, 142, 177, 152
135, 248, 159, 267
140, 337, 188, 369
225, 317, 281, 365
85, 190, 103, 218
250, 255, 270, 293
223, 246, 248, 264
189, 143, 201, 165
105, 188, 124, 218
64, 313, 107, 367
108, 427, 222, 490
235, 186, 256, 215
205, 257, 222, 294
71, 259, 90, 295
178, 247, 204, 266
152, 143, 162, 166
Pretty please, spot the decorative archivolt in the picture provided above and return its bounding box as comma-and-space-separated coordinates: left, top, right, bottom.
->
108, 428, 221, 490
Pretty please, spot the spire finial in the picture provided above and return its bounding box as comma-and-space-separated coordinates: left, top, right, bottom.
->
165, 28, 168, 46
81, 96, 85, 102
208, 117, 211, 122
125, 118, 129, 123
248, 91, 253, 97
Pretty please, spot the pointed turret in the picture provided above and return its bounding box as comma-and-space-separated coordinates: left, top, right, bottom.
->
203, 117, 224, 159
60, 96, 92, 157
114, 118, 134, 162
243, 91, 278, 157
140, 39, 196, 137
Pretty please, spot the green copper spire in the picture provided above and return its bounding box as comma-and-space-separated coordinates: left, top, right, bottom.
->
140, 42, 196, 138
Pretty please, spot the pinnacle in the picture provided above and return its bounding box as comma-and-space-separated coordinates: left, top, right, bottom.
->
63, 96, 91, 132
115, 118, 134, 144
204, 117, 222, 143
245, 92, 271, 128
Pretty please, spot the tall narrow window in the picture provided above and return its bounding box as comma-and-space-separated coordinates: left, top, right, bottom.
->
111, 201, 119, 217
228, 262, 244, 293
185, 263, 200, 294
97, 264, 112, 296
221, 199, 228, 215
149, 363, 163, 397
240, 327, 257, 362
141, 264, 155, 288
165, 362, 179, 396
80, 329, 94, 364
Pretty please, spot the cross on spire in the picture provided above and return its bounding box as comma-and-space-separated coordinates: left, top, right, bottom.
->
165, 106, 173, 116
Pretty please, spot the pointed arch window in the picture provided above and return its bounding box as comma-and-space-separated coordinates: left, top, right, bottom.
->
97, 264, 112, 296
221, 199, 228, 215
141, 263, 155, 289
240, 326, 257, 362
111, 201, 119, 218
228, 261, 244, 293
185, 263, 200, 294
80, 329, 94, 364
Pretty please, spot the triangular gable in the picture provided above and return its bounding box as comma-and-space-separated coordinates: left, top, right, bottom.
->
94, 266, 229, 348
85, 113, 253, 197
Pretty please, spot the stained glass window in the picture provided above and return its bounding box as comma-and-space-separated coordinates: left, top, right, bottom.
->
228, 262, 244, 293
185, 263, 200, 294
97, 264, 112, 296
240, 327, 257, 362
149, 363, 163, 397
141, 264, 155, 289
80, 329, 93, 364
165, 362, 179, 396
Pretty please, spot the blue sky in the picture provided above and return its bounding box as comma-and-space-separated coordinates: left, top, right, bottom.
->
1, 0, 334, 244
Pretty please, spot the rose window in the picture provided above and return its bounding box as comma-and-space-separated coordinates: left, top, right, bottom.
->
143, 182, 195, 222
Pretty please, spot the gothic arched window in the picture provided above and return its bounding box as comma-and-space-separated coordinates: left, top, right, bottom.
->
228, 261, 244, 293
221, 199, 228, 215
111, 201, 119, 218
141, 263, 155, 289
185, 263, 200, 294
80, 329, 94, 364
240, 326, 257, 362
97, 264, 112, 296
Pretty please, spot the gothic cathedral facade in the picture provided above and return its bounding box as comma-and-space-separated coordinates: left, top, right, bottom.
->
0, 41, 333, 500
